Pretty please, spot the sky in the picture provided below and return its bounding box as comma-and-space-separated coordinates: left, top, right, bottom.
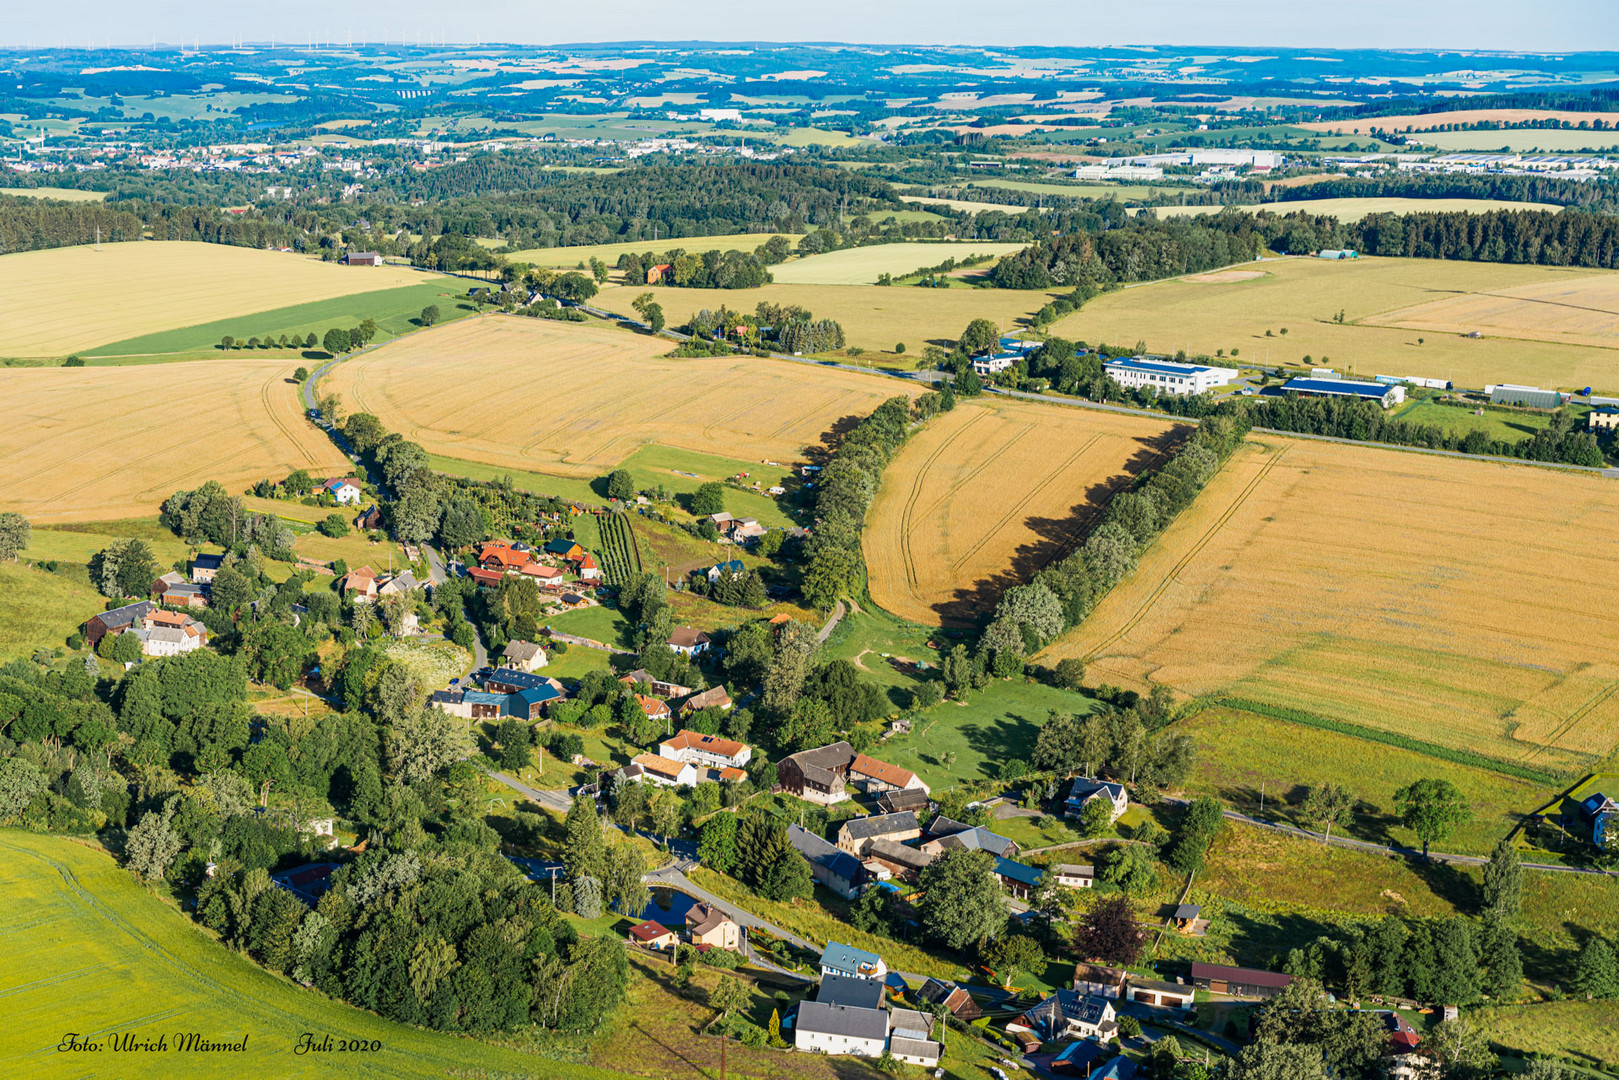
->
3, 0, 1615, 53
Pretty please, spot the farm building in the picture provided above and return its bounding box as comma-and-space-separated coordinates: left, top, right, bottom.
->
1489, 384, 1565, 409
991, 856, 1044, 901
1316, 248, 1358, 259
864, 838, 936, 881
466, 567, 504, 589
484, 668, 558, 694
1103, 357, 1238, 396
152, 576, 206, 608
1125, 977, 1195, 1010
876, 788, 931, 814
354, 505, 383, 530
339, 565, 380, 601
1377, 374, 1452, 391
1281, 376, 1404, 407
916, 978, 983, 1022
544, 538, 584, 560
342, 251, 385, 266
1052, 864, 1096, 889
430, 689, 507, 721
836, 811, 922, 855
479, 542, 533, 571
520, 562, 565, 584
679, 686, 733, 715
624, 753, 699, 788
920, 825, 1019, 858
1190, 962, 1295, 999
819, 973, 886, 1011
1073, 963, 1128, 999
505, 685, 563, 720
788, 823, 864, 899
778, 741, 930, 804
83, 600, 154, 649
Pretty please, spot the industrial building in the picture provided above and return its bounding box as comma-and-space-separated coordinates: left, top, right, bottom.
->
1281, 376, 1405, 407
1103, 357, 1238, 396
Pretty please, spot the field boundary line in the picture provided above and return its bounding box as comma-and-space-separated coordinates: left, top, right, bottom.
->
1522, 677, 1619, 764
896, 408, 988, 599
944, 432, 1103, 578
1085, 445, 1287, 661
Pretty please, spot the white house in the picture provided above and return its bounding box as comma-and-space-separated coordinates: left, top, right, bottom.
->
1051, 863, 1096, 889
971, 352, 1020, 377
502, 640, 549, 672
1104, 357, 1238, 396
819, 941, 887, 981
659, 729, 752, 770
1064, 777, 1128, 823
794, 1001, 889, 1059
322, 477, 364, 505
624, 753, 699, 788
667, 627, 711, 657
130, 625, 204, 657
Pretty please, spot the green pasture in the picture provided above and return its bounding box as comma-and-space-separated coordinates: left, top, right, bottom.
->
0, 830, 628, 1080
0, 563, 103, 659
27, 525, 193, 569
1390, 396, 1563, 442
0, 186, 107, 201
504, 232, 801, 269
83, 280, 473, 360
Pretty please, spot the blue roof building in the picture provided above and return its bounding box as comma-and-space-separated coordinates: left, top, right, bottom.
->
1105, 356, 1237, 396
485, 668, 553, 691
1281, 376, 1402, 407
506, 684, 564, 718
991, 856, 1044, 898
819, 941, 886, 980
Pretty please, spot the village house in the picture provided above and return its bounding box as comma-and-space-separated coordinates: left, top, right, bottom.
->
1009, 989, 1118, 1044
321, 477, 364, 505
521, 562, 565, 586
83, 601, 155, 649
189, 552, 224, 583
502, 640, 548, 672
707, 558, 746, 583
659, 729, 751, 770
478, 542, 533, 572
919, 824, 1019, 858
637, 695, 672, 725
667, 627, 712, 657
836, 811, 921, 855
505, 685, 563, 721
1052, 864, 1096, 889
376, 571, 421, 599
619, 669, 693, 698
151, 574, 207, 608
679, 685, 733, 715
483, 668, 558, 694
731, 518, 766, 541
788, 823, 863, 900
339, 565, 380, 602
430, 689, 508, 721
625, 753, 699, 787
628, 920, 678, 952
467, 567, 505, 589
1583, 791, 1617, 848
1073, 963, 1129, 999
863, 838, 935, 882
777, 742, 929, 805
685, 903, 741, 950
795, 977, 940, 1066
1064, 777, 1129, 823
126, 610, 209, 657
876, 788, 930, 814
543, 537, 584, 561
819, 941, 887, 981
991, 857, 1044, 901
916, 978, 984, 1023
575, 554, 601, 580
342, 251, 385, 266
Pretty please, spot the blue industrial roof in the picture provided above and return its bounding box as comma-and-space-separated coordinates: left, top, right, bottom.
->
992, 856, 1043, 887
1104, 357, 1211, 377
463, 690, 507, 706
513, 685, 563, 706
1283, 377, 1392, 399
485, 668, 552, 689
711, 559, 746, 574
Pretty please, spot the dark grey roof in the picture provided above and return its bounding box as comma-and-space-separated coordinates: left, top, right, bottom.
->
841, 811, 919, 842
191, 553, 224, 570
934, 826, 1017, 857
889, 1007, 932, 1036
795, 1000, 888, 1041
816, 973, 884, 1010
788, 824, 862, 883
865, 839, 935, 871
90, 601, 153, 629
785, 740, 856, 773
924, 815, 972, 840
889, 1036, 942, 1060
484, 668, 550, 690
1175, 904, 1202, 920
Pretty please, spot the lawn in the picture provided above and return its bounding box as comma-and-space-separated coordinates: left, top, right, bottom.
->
542, 603, 635, 649
0, 830, 629, 1080
991, 814, 1082, 852
0, 186, 107, 201
0, 563, 104, 658
1390, 396, 1559, 442
1173, 706, 1552, 856
290, 528, 409, 573
84, 280, 475, 362
1141, 197, 1562, 223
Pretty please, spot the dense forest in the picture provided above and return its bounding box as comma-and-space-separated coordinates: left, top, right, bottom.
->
989, 215, 1267, 288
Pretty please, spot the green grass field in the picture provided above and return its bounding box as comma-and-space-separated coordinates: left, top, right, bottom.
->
1174, 706, 1549, 856
769, 242, 1027, 286
26, 525, 194, 570
542, 604, 635, 649
0, 830, 629, 1080
0, 563, 104, 658
84, 280, 474, 361
969, 178, 1196, 202
1390, 396, 1562, 441
1471, 1001, 1619, 1063
430, 445, 798, 528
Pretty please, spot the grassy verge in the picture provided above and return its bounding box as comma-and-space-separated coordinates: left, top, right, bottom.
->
1470, 1001, 1619, 1066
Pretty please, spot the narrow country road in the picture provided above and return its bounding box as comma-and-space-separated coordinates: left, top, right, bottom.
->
1161, 795, 1617, 878
488, 769, 572, 814
815, 600, 846, 643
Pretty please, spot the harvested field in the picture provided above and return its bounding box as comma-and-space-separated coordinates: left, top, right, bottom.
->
0, 241, 431, 358
0, 186, 107, 201
900, 194, 1031, 214
1363, 270, 1619, 351
592, 280, 1059, 353
1298, 108, 1619, 134
1051, 255, 1619, 394
325, 316, 916, 480
503, 232, 803, 268
0, 359, 349, 523
769, 242, 1027, 286
1139, 196, 1561, 222
1185, 270, 1266, 283
865, 397, 1184, 626
1041, 435, 1619, 775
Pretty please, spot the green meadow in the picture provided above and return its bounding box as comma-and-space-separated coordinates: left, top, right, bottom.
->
83, 281, 475, 362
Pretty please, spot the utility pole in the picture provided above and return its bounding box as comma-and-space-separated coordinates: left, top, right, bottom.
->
1259, 781, 1265, 816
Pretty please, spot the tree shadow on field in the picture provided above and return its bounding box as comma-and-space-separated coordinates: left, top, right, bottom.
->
959, 712, 1044, 777
1223, 907, 1337, 970
1407, 856, 1479, 913
930, 432, 1184, 628
802, 413, 867, 466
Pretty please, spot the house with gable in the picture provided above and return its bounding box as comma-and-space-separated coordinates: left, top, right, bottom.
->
1064, 777, 1129, 823
787, 823, 863, 900
1008, 989, 1119, 1044
321, 477, 364, 505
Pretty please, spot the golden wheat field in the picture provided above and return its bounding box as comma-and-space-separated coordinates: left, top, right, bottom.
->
865, 397, 1185, 626
1362, 271, 1619, 352
1052, 255, 1619, 393
0, 241, 433, 357
1040, 435, 1619, 774
0, 359, 350, 523
325, 315, 918, 478
591, 281, 1060, 353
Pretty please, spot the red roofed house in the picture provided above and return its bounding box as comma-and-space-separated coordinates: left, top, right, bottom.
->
467, 567, 505, 589
340, 566, 380, 602
575, 554, 601, 581
660, 729, 751, 770
851, 753, 931, 797
521, 562, 565, 585
638, 695, 672, 723
628, 920, 677, 951
478, 542, 532, 572
647, 263, 673, 285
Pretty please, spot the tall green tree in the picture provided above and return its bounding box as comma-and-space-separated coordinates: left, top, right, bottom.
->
1300, 782, 1355, 843
0, 512, 30, 561
563, 795, 608, 887
1167, 796, 1224, 874
1481, 837, 1523, 918
1572, 936, 1619, 999
1479, 910, 1523, 1000
1393, 779, 1472, 860
917, 848, 1007, 951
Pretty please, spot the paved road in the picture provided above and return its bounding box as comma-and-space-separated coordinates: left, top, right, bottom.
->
815, 600, 847, 643
488, 769, 572, 814
1162, 795, 1617, 878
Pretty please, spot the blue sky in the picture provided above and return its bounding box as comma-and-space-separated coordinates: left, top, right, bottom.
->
4, 0, 1614, 53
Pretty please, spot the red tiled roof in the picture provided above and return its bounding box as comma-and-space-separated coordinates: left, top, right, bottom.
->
629, 920, 672, 943
851, 753, 917, 789
662, 729, 745, 759
637, 695, 671, 718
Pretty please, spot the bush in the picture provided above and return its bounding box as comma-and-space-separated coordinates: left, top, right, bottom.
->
317, 513, 350, 538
